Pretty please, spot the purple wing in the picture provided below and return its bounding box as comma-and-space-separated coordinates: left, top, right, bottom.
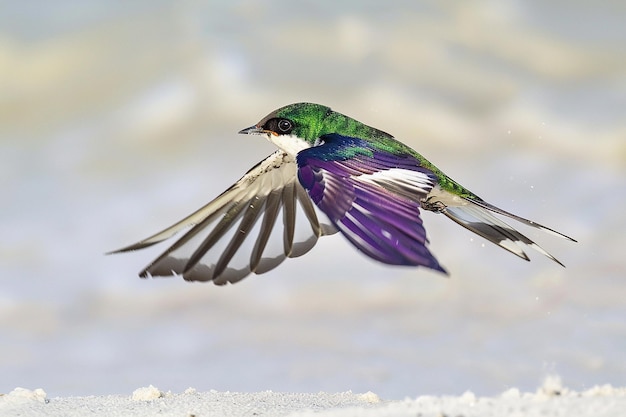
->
297, 134, 446, 273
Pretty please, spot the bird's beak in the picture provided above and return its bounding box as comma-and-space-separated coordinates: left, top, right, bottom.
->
238, 126, 264, 135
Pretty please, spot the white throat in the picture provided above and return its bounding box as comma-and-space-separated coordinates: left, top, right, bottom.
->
265, 133, 311, 157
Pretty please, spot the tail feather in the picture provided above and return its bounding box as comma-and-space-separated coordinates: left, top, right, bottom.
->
443, 198, 572, 266
467, 198, 577, 242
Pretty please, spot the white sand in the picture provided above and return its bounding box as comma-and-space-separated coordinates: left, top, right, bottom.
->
2, 378, 624, 417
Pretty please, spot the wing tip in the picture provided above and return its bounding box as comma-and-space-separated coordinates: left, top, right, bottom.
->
432, 263, 449, 276
105, 243, 143, 255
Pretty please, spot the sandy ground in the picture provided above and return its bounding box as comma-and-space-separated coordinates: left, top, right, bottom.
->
2, 378, 625, 417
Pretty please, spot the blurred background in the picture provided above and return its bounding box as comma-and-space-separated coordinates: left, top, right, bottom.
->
1, 0, 625, 399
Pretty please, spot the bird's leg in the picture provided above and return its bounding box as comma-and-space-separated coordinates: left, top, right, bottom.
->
420, 197, 447, 213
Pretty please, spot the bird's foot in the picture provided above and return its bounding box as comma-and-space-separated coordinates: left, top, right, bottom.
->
420, 197, 447, 213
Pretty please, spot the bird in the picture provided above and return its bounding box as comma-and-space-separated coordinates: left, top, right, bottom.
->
109, 102, 576, 285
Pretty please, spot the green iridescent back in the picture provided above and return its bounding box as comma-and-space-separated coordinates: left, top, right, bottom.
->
274, 102, 478, 199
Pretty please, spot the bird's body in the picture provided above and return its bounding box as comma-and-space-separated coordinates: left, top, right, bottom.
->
111, 103, 575, 284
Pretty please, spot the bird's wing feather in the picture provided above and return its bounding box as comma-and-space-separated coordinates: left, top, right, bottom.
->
296, 134, 446, 273
109, 151, 336, 284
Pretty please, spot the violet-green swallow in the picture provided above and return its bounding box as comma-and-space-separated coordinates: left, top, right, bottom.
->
110, 103, 575, 284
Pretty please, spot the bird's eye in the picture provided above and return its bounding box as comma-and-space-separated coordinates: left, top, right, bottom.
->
277, 119, 293, 133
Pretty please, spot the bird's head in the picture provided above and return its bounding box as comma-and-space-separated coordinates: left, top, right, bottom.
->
238, 102, 331, 152
239, 102, 393, 156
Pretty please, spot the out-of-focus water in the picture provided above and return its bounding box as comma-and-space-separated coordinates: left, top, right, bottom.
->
1, 1, 625, 398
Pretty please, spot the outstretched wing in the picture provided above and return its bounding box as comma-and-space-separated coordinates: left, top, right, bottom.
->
296, 134, 446, 273
109, 151, 336, 285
